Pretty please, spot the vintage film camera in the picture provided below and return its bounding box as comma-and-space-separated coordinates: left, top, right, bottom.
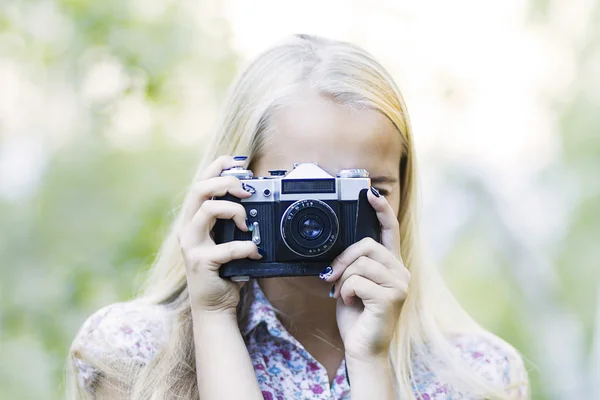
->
213, 162, 381, 281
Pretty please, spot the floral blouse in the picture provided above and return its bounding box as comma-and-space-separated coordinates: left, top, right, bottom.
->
71, 280, 529, 399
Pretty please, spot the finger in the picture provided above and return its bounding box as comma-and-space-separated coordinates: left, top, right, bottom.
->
198, 155, 248, 181
186, 241, 262, 272
338, 274, 384, 307
368, 187, 401, 256
207, 241, 262, 268
181, 175, 252, 224
332, 256, 396, 298
181, 200, 248, 248
324, 237, 396, 282
339, 274, 407, 311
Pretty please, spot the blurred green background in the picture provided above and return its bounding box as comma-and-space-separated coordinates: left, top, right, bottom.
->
0, 0, 598, 399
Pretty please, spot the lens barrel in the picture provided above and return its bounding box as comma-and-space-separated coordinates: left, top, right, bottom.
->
281, 199, 339, 257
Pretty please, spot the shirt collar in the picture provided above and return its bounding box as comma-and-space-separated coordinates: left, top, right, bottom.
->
242, 280, 299, 347
242, 279, 272, 336
242, 279, 351, 390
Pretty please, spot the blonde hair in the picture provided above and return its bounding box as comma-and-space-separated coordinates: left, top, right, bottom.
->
67, 34, 525, 399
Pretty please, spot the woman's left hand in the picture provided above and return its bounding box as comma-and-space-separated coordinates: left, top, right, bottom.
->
320, 187, 410, 362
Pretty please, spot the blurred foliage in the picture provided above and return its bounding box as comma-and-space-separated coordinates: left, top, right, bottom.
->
0, 0, 238, 398
1, 137, 199, 398
1, 0, 598, 399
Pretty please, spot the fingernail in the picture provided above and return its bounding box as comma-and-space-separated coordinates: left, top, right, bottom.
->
329, 285, 335, 298
370, 186, 380, 198
247, 219, 255, 231
319, 266, 333, 280
242, 183, 256, 194
233, 155, 248, 161
257, 247, 267, 257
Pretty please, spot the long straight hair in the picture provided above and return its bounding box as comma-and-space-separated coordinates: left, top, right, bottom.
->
67, 34, 523, 399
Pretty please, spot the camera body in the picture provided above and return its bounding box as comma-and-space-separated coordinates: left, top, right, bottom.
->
213, 162, 381, 281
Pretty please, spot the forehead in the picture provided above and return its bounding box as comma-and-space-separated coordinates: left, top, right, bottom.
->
259, 92, 403, 177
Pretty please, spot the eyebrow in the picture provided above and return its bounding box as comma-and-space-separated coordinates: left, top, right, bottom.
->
370, 176, 397, 184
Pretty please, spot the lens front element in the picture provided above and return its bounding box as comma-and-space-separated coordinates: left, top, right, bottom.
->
299, 216, 324, 240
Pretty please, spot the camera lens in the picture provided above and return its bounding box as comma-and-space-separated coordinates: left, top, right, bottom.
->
281, 199, 339, 257
299, 216, 323, 240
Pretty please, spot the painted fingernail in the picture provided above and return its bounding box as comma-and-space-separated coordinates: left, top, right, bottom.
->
319, 266, 333, 280
329, 285, 336, 298
370, 186, 380, 198
257, 247, 267, 257
233, 155, 248, 161
242, 183, 256, 194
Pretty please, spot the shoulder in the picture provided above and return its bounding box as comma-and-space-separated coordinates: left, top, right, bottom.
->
450, 332, 529, 397
412, 332, 529, 399
70, 301, 172, 393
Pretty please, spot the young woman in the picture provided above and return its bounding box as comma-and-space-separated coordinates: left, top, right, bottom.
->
67, 34, 529, 399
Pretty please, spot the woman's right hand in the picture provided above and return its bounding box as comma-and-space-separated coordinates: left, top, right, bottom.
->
176, 155, 262, 315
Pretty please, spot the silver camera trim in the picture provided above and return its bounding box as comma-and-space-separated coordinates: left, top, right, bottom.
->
221, 167, 254, 179
337, 168, 369, 178
279, 199, 340, 258
224, 163, 372, 203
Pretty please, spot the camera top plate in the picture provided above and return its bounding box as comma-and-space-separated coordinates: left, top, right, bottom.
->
221, 166, 253, 179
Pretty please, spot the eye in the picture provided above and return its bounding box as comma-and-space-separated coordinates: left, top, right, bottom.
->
374, 188, 389, 196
